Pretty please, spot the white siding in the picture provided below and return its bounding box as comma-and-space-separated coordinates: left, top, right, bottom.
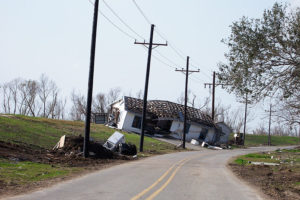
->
170, 120, 211, 142
204, 128, 216, 143
121, 112, 142, 133
217, 123, 231, 144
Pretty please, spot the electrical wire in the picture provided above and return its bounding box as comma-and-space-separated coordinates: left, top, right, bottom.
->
88, 0, 137, 40
153, 49, 182, 68
131, 0, 213, 78
102, 0, 145, 40
132, 0, 152, 25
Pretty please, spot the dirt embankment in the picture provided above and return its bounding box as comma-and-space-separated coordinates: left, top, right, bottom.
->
0, 138, 135, 198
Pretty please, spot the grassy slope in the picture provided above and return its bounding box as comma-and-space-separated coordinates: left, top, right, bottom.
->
0, 115, 177, 192
0, 158, 81, 185
0, 115, 175, 154
244, 134, 299, 146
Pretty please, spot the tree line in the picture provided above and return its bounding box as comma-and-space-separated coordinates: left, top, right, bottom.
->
0, 74, 141, 121
1, 74, 298, 136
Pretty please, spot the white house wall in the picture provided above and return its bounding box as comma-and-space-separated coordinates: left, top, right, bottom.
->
111, 99, 126, 130
217, 123, 231, 144
121, 112, 142, 133
204, 128, 217, 143
170, 120, 215, 142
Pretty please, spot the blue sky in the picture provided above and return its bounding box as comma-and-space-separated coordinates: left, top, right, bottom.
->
1, 0, 299, 131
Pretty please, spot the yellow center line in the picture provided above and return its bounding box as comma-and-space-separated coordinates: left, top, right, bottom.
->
145, 158, 192, 200
130, 158, 187, 200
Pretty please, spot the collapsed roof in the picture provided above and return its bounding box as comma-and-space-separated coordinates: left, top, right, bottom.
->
122, 96, 214, 127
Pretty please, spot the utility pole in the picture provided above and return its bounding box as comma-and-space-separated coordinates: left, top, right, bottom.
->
268, 103, 272, 146
83, 0, 99, 158
243, 93, 248, 146
204, 71, 228, 122
134, 24, 167, 152
175, 57, 199, 149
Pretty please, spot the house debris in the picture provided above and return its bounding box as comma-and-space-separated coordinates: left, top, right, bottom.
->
103, 131, 125, 151
190, 139, 199, 145
108, 96, 231, 146
52, 133, 137, 158
102, 132, 137, 155
248, 161, 280, 166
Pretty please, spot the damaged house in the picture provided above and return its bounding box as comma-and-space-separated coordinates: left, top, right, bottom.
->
109, 96, 227, 145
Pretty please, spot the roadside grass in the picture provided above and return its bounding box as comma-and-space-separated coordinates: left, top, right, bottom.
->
230, 147, 300, 200
0, 158, 81, 185
229, 133, 299, 147
0, 115, 176, 155
234, 153, 278, 165
233, 148, 300, 166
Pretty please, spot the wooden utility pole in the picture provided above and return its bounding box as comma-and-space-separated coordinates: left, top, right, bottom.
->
243, 93, 248, 146
268, 103, 272, 146
204, 71, 228, 122
175, 57, 199, 149
134, 24, 167, 152
83, 0, 99, 158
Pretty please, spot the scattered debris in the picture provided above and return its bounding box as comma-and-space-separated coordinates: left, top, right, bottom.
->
119, 143, 137, 156
53, 135, 66, 150
103, 131, 125, 151
201, 142, 209, 147
207, 145, 223, 150
190, 139, 199, 145
200, 141, 223, 150
248, 161, 280, 166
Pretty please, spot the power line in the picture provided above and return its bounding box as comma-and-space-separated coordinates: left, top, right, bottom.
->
153, 49, 181, 68
132, 0, 152, 25
131, 0, 213, 75
88, 0, 136, 40
102, 0, 145, 40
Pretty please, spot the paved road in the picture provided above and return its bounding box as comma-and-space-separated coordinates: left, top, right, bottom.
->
8, 146, 286, 200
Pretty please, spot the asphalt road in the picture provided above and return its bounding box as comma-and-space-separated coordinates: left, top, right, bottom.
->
8, 146, 285, 200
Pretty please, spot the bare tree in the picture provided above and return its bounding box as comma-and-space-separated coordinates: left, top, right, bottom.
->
1, 83, 11, 114
38, 74, 51, 117
18, 80, 39, 117
8, 78, 22, 114
176, 90, 197, 107
107, 87, 121, 105
93, 93, 107, 113
70, 91, 86, 121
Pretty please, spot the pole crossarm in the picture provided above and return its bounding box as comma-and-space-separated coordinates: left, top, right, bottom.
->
204, 83, 230, 88
134, 40, 168, 49
175, 68, 200, 75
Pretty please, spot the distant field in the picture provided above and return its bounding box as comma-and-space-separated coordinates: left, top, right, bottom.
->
0, 115, 176, 155
244, 134, 299, 146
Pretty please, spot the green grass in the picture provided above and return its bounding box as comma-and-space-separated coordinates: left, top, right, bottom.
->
0, 158, 81, 185
234, 158, 246, 165
234, 147, 300, 165
0, 115, 176, 154
229, 133, 299, 147
245, 134, 299, 146
244, 153, 271, 159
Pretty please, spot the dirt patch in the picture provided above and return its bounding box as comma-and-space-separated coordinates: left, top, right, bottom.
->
0, 140, 136, 198
229, 148, 300, 200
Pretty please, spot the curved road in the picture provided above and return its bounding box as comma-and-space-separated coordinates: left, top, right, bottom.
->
8, 146, 283, 200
